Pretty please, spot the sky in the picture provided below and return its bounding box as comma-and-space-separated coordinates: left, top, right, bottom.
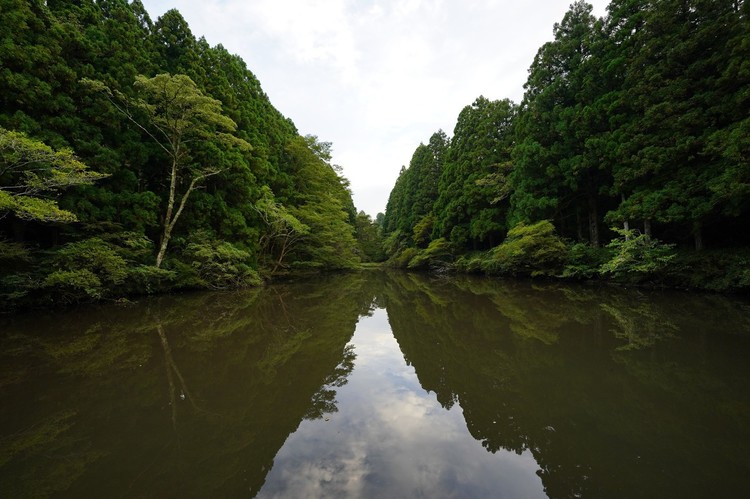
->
140, 0, 610, 217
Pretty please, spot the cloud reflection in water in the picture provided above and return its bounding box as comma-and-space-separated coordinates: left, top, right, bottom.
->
257, 308, 546, 498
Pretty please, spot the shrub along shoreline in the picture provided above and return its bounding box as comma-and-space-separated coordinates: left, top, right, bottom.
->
386, 221, 750, 294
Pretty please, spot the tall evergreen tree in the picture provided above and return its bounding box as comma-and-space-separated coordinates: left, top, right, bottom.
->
433, 97, 516, 249
510, 1, 605, 245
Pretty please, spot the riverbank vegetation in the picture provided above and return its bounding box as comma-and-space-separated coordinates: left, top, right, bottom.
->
382, 0, 750, 292
0, 0, 382, 311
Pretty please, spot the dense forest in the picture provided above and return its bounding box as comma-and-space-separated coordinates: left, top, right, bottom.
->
382, 0, 750, 291
0, 0, 382, 311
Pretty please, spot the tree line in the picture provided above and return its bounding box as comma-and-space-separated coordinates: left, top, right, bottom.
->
0, 0, 381, 310
381, 0, 750, 291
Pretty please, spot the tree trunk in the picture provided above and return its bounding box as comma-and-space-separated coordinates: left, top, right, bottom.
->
155, 158, 178, 268
644, 219, 652, 239
694, 223, 704, 251
621, 195, 630, 239
155, 166, 200, 268
588, 195, 599, 248
576, 207, 584, 242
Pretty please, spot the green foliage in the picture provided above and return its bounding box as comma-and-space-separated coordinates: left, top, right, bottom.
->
412, 213, 435, 249
664, 250, 750, 292
433, 98, 516, 249
121, 264, 176, 295
388, 247, 420, 269
453, 252, 486, 274
599, 228, 676, 282
381, 0, 750, 286
407, 238, 454, 270
280, 136, 360, 270
563, 242, 612, 280
354, 211, 385, 262
42, 269, 105, 301
381, 131, 448, 252
0, 128, 107, 222
183, 231, 261, 289
382, 229, 405, 259
83, 73, 252, 267
0, 239, 31, 264
0, 0, 364, 307
40, 237, 128, 302
482, 221, 567, 277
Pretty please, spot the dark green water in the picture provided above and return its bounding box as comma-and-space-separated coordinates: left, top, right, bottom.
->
1, 271, 749, 498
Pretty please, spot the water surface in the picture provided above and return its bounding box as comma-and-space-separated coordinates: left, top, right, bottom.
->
1, 272, 749, 497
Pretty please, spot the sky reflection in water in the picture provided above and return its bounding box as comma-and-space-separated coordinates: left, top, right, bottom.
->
2, 273, 749, 497
258, 308, 546, 499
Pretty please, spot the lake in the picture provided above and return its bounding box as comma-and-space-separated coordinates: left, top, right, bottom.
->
1, 271, 749, 498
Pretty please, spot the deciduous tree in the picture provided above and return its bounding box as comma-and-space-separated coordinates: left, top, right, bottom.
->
83, 74, 251, 267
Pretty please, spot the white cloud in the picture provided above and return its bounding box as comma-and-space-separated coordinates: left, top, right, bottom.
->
141, 0, 611, 216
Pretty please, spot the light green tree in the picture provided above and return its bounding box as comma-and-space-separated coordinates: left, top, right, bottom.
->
0, 128, 107, 222
82, 74, 251, 267
253, 186, 310, 273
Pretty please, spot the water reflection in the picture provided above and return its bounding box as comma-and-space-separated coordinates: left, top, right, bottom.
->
0, 274, 372, 497
258, 308, 546, 498
382, 272, 750, 498
0, 272, 749, 498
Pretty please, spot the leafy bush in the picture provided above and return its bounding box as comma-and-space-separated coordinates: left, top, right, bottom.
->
563, 242, 612, 279
599, 228, 675, 283
665, 249, 750, 292
40, 238, 129, 302
482, 220, 567, 276
412, 214, 435, 248
454, 252, 486, 273
124, 265, 176, 295
382, 230, 406, 258
183, 232, 261, 289
407, 238, 454, 270
388, 247, 419, 268
42, 269, 104, 302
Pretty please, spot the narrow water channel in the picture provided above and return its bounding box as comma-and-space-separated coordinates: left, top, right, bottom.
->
1, 271, 749, 498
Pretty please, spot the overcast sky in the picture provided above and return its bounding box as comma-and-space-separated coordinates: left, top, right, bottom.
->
140, 0, 610, 217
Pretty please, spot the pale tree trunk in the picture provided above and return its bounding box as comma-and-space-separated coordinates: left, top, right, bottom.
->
155, 157, 178, 268
155, 167, 201, 268
272, 237, 289, 273
644, 219, 652, 239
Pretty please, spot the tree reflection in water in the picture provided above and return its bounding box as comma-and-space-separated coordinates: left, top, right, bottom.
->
382, 272, 750, 498
0, 271, 748, 498
0, 273, 371, 497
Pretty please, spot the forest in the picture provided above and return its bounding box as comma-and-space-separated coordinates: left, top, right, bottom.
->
0, 0, 384, 311
2, 0, 749, 312
382, 0, 750, 292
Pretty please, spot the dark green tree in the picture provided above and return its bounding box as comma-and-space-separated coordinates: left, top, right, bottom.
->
510, 1, 606, 245
607, 0, 745, 249
433, 97, 516, 249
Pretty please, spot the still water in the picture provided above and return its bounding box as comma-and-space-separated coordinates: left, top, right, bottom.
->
1, 271, 749, 498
